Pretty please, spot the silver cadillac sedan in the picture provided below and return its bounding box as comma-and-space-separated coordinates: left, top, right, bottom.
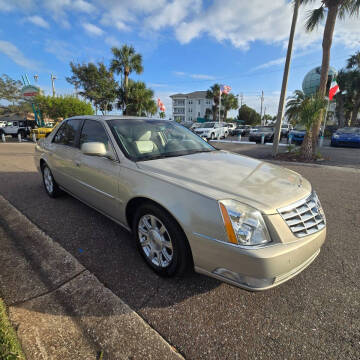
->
35, 116, 326, 290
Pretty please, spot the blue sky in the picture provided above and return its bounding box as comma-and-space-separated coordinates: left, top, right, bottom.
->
0, 0, 359, 116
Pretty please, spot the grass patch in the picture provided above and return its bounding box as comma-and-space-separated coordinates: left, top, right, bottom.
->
0, 299, 25, 360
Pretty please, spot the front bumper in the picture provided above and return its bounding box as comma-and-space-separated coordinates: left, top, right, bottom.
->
192, 227, 326, 291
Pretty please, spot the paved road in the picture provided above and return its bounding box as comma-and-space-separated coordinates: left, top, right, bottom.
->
214, 138, 360, 169
0, 143, 359, 359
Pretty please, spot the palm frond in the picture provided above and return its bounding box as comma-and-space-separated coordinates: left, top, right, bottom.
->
339, 0, 360, 19
305, 6, 325, 32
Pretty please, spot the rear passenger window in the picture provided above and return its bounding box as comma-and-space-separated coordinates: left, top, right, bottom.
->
80, 120, 109, 149
53, 120, 81, 146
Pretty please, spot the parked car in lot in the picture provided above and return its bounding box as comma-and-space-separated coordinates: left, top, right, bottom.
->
35, 116, 326, 290
288, 125, 306, 145
190, 122, 201, 131
193, 121, 227, 140
331, 127, 360, 147
31, 122, 58, 140
224, 123, 237, 135
0, 120, 32, 138
233, 125, 251, 136
249, 126, 275, 143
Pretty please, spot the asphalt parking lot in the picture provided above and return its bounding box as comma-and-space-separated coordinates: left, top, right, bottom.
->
0, 142, 359, 359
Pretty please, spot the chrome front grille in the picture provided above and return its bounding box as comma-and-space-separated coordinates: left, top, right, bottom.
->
278, 192, 325, 238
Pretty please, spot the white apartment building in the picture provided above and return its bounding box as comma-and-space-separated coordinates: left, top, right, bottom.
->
170, 91, 213, 123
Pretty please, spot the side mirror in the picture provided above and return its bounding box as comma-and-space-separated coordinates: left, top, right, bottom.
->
81, 142, 108, 157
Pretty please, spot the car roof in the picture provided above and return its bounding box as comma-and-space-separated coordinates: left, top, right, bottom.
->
65, 115, 164, 122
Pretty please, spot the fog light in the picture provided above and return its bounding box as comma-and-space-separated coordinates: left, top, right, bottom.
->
213, 268, 275, 288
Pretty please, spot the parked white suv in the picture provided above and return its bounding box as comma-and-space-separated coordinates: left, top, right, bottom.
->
194, 122, 227, 140
1, 120, 32, 138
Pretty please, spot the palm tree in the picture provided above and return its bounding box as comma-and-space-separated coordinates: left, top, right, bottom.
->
346, 51, 360, 126
159, 111, 166, 119
285, 90, 306, 125
120, 80, 156, 117
110, 45, 143, 114
300, 0, 360, 150
221, 93, 238, 121
298, 95, 327, 160
206, 84, 220, 122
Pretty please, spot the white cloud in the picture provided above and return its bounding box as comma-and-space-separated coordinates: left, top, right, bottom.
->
190, 74, 216, 80
173, 71, 216, 80
252, 57, 286, 71
0, 40, 39, 69
25, 15, 49, 28
145, 0, 201, 30
105, 36, 121, 47
82, 23, 105, 36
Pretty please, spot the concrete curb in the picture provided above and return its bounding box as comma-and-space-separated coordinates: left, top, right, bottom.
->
0, 195, 184, 360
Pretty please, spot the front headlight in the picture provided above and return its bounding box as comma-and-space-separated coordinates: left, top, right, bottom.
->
219, 200, 271, 246
333, 134, 339, 138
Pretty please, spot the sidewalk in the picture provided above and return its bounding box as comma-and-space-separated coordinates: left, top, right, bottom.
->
0, 195, 183, 360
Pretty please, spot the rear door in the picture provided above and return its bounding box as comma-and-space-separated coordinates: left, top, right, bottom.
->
75, 119, 120, 219
48, 119, 83, 192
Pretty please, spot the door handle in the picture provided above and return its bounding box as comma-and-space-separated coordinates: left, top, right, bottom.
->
75, 161, 81, 167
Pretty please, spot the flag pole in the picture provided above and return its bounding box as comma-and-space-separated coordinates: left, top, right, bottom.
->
219, 88, 221, 123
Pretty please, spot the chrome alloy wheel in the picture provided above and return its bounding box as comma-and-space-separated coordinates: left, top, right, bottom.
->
43, 166, 54, 194
138, 214, 173, 268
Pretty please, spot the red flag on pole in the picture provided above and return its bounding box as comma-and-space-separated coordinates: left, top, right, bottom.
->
329, 81, 339, 101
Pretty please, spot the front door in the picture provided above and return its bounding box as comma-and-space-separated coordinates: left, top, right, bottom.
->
75, 119, 120, 220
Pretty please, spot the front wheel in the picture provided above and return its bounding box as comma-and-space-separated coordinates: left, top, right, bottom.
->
42, 164, 63, 198
133, 203, 192, 277
210, 133, 215, 140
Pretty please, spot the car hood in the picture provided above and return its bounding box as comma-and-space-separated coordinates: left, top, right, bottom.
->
335, 133, 359, 138
137, 151, 311, 214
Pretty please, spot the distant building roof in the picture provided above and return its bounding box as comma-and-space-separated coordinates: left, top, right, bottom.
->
170, 91, 208, 99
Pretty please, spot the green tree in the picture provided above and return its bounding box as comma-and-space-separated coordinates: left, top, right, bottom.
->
67, 62, 117, 114
221, 93, 238, 121
34, 95, 94, 119
346, 51, 360, 126
159, 111, 166, 119
297, 94, 327, 160
110, 45, 143, 114
206, 84, 220, 122
237, 104, 261, 125
0, 74, 22, 105
118, 80, 156, 116
285, 90, 306, 125
300, 0, 360, 151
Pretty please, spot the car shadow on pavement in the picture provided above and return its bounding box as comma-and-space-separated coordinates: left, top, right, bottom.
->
0, 171, 221, 314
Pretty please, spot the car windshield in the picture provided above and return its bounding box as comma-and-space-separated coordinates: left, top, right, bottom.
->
107, 119, 216, 161
200, 122, 215, 128
257, 127, 273, 132
44, 123, 54, 128
337, 127, 360, 134
294, 125, 306, 131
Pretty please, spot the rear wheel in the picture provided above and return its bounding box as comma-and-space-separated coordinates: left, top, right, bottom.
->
133, 203, 192, 277
42, 164, 63, 198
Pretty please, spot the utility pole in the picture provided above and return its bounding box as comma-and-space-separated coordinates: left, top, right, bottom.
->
239, 93, 244, 107
74, 84, 79, 99
260, 91, 264, 125
272, 0, 300, 157
50, 74, 56, 97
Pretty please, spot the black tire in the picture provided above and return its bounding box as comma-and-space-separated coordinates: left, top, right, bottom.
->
41, 163, 63, 198
132, 203, 192, 277
210, 133, 215, 140
330, 141, 337, 147
19, 130, 26, 139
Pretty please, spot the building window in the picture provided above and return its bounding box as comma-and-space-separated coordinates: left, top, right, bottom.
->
198, 112, 200, 117
189, 100, 193, 104
198, 100, 201, 105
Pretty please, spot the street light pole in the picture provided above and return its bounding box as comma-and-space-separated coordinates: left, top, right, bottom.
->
272, 0, 300, 157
